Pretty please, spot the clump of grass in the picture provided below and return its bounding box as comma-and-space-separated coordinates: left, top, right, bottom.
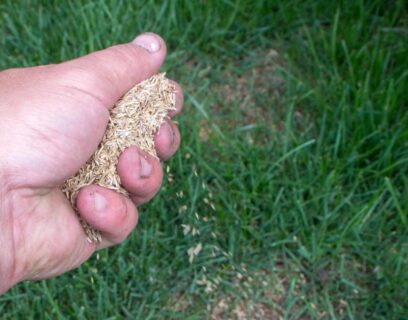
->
62, 73, 175, 242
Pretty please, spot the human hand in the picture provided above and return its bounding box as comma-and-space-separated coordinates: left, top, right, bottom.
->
0, 33, 182, 294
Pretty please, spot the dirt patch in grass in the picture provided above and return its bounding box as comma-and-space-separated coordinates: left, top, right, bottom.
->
207, 267, 299, 320
166, 265, 305, 319
212, 48, 286, 129
165, 259, 357, 319
188, 47, 289, 147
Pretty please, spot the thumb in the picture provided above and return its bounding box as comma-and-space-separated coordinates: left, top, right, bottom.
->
56, 32, 167, 108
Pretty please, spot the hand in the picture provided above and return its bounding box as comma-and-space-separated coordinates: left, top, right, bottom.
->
0, 33, 182, 294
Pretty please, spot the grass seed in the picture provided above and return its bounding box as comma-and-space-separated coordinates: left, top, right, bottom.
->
62, 73, 176, 243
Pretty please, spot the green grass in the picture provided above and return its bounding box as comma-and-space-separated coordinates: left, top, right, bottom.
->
1, 0, 407, 318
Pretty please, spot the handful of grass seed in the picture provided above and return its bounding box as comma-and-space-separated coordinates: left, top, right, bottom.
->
62, 73, 175, 243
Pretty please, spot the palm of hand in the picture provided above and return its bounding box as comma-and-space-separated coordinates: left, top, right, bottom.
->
1, 66, 110, 185
0, 65, 113, 282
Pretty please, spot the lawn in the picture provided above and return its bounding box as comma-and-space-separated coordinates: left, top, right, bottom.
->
0, 0, 407, 319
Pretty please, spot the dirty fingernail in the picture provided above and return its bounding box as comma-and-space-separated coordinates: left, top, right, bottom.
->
132, 33, 161, 53
139, 155, 152, 178
93, 191, 107, 212
173, 91, 177, 107
167, 122, 175, 146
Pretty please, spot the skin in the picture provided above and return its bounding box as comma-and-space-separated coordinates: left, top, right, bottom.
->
0, 33, 182, 294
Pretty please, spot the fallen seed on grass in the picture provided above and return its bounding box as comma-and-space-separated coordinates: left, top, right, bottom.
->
167, 173, 174, 183
191, 227, 199, 236
178, 205, 188, 214
187, 243, 202, 263
181, 224, 191, 235
62, 73, 176, 243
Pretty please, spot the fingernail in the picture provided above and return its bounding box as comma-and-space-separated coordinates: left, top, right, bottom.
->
93, 191, 107, 212
166, 122, 175, 146
132, 33, 161, 53
139, 154, 152, 178
173, 91, 177, 107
